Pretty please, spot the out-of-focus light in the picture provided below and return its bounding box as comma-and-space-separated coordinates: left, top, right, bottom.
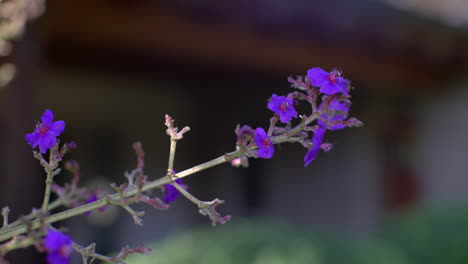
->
386, 0, 468, 27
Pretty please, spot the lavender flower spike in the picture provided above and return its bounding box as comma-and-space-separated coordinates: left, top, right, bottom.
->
307, 67, 350, 95
254, 127, 274, 159
25, 109, 65, 153
43, 229, 73, 264
267, 94, 297, 123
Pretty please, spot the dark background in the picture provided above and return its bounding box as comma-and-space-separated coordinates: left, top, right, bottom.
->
1, 0, 468, 263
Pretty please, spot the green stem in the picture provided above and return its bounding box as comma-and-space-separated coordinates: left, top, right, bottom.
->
167, 139, 177, 175
41, 151, 55, 212
0, 149, 242, 242
172, 181, 202, 207
0, 113, 317, 243
2, 196, 65, 232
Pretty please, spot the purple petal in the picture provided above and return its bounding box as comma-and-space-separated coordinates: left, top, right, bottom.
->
25, 132, 40, 147
41, 109, 54, 125
267, 100, 281, 114
163, 185, 179, 203
319, 82, 341, 95
258, 145, 274, 159
44, 230, 72, 251
304, 127, 326, 167
47, 251, 71, 264
329, 99, 349, 113
283, 107, 297, 123
307, 68, 329, 87
279, 114, 290, 123
304, 147, 320, 167
49, 120, 65, 136
254, 128, 268, 146
163, 179, 188, 203
317, 119, 327, 128
335, 77, 350, 94
329, 114, 345, 122
329, 124, 346, 130
313, 126, 326, 144
39, 136, 57, 153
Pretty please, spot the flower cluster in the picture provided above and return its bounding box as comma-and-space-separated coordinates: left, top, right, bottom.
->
236, 67, 362, 166
5, 66, 361, 264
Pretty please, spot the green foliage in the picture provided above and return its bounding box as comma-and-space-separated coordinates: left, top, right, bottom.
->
380, 206, 468, 264
123, 207, 468, 264
123, 220, 403, 264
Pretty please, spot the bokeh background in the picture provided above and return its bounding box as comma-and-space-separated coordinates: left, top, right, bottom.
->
1, 0, 468, 263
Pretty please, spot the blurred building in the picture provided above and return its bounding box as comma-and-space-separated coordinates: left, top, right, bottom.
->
1, 0, 468, 262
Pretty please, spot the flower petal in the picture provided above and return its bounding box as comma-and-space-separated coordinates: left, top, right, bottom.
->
25, 132, 40, 148
319, 82, 341, 95
307, 68, 329, 87
41, 109, 54, 125
49, 120, 65, 136
258, 145, 274, 159
39, 135, 57, 153
329, 100, 349, 113
162, 179, 188, 203
336, 77, 350, 94
47, 251, 70, 264
304, 126, 326, 167
304, 147, 320, 167
254, 128, 268, 147
44, 230, 72, 251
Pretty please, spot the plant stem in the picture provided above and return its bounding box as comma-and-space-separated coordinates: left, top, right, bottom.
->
41, 151, 55, 212
172, 181, 201, 207
167, 139, 176, 175
0, 113, 317, 243
1, 208, 9, 227
0, 149, 243, 242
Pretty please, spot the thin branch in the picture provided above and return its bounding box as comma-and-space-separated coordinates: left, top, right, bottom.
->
0, 111, 317, 242
1, 208, 9, 228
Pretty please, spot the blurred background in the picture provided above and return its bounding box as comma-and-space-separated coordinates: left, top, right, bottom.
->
1, 0, 468, 263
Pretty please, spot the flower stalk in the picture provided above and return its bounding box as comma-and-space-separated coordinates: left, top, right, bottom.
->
41, 149, 56, 213
0, 67, 363, 263
0, 148, 242, 243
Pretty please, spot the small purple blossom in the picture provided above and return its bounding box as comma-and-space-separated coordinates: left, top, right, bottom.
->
25, 109, 65, 153
43, 229, 73, 264
236, 125, 255, 147
304, 126, 326, 167
318, 99, 349, 130
163, 179, 187, 203
83, 194, 108, 216
267, 94, 297, 123
307, 68, 350, 95
254, 127, 274, 159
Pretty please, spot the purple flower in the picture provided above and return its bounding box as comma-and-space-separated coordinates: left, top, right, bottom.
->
43, 229, 73, 264
25, 109, 65, 153
307, 68, 350, 95
83, 194, 108, 216
267, 94, 297, 123
163, 179, 187, 203
236, 125, 255, 147
254, 127, 274, 159
318, 99, 349, 130
304, 126, 326, 167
